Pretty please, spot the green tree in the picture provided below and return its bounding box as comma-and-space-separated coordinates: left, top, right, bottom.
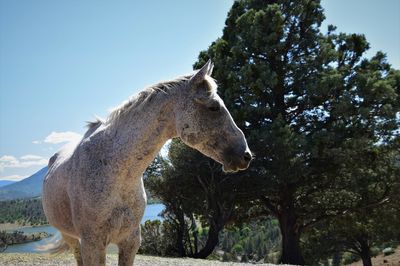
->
303, 148, 400, 266
193, 0, 400, 264
145, 139, 242, 258
303, 200, 400, 266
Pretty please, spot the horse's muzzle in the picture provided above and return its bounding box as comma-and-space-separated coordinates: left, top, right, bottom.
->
222, 149, 253, 173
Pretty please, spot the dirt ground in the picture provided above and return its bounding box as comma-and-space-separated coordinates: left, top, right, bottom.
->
348, 246, 400, 266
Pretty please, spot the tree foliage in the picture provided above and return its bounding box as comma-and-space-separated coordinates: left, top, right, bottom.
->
303, 152, 400, 265
192, 0, 400, 264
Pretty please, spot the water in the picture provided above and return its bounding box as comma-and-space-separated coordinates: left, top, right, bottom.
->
3, 203, 164, 253
4, 225, 59, 253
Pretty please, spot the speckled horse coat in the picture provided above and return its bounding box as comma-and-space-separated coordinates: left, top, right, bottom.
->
42, 60, 252, 266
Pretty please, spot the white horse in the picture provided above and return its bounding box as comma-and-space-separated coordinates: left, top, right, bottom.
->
42, 60, 252, 265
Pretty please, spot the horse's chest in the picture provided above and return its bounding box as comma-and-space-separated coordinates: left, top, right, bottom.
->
108, 201, 145, 242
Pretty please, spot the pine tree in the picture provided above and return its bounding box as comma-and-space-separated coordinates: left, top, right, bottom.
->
194, 0, 400, 264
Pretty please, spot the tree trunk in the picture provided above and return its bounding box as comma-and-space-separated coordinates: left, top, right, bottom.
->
192, 223, 220, 259
191, 169, 235, 259
279, 210, 305, 265
359, 238, 372, 266
361, 255, 372, 266
175, 210, 186, 257
332, 252, 342, 266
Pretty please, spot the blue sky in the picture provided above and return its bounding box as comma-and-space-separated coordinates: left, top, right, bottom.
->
1, 0, 399, 181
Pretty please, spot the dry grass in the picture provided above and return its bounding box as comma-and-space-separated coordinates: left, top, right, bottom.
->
0, 223, 28, 231
0, 253, 281, 266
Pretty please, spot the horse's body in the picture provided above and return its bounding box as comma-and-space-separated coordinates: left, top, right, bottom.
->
42, 61, 251, 265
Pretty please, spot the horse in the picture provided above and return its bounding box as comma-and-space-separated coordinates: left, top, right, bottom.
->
42, 60, 252, 265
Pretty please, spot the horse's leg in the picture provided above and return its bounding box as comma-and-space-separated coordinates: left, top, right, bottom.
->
80, 232, 107, 266
62, 233, 83, 266
117, 227, 141, 266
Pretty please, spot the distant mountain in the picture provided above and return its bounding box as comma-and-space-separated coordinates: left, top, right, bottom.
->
0, 180, 16, 187
0, 166, 48, 201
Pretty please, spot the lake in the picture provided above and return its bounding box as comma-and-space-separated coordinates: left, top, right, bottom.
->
3, 203, 164, 253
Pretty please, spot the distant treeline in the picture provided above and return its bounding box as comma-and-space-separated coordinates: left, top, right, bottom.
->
0, 198, 47, 226
219, 219, 281, 262
0, 192, 160, 226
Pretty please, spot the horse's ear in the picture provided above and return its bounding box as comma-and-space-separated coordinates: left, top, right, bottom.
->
207, 61, 214, 76
190, 59, 213, 85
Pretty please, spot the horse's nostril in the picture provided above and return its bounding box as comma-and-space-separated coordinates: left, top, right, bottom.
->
243, 151, 252, 162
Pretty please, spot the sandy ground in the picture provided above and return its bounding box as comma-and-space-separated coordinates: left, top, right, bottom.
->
0, 223, 29, 231
0, 253, 282, 266
348, 246, 400, 266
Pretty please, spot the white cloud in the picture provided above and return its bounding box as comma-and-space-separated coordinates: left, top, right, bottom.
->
0, 155, 18, 164
0, 174, 25, 181
0, 131, 82, 174
20, 154, 44, 161
44, 131, 82, 144
0, 154, 48, 172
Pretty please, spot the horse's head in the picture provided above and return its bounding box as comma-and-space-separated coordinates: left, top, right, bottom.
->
175, 60, 252, 173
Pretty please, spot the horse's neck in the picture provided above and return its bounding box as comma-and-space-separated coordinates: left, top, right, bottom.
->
107, 92, 177, 178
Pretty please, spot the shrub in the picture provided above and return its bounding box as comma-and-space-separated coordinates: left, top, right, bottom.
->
382, 247, 395, 256
342, 252, 359, 264
222, 252, 234, 262
138, 219, 179, 257
231, 243, 244, 256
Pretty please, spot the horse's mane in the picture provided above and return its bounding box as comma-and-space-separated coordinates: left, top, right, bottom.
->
84, 75, 192, 134
84, 72, 217, 136
84, 117, 104, 137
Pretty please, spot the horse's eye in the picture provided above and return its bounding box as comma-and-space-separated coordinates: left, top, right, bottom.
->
208, 105, 220, 112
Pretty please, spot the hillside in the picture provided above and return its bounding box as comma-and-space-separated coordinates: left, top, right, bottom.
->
0, 166, 159, 204
0, 253, 281, 266
0, 167, 48, 201
0, 180, 16, 187
0, 198, 47, 225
